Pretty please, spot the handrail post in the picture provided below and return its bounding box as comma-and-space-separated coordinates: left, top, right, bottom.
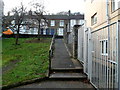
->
48, 50, 51, 77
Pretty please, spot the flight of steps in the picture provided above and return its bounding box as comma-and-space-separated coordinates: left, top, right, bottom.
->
49, 59, 88, 81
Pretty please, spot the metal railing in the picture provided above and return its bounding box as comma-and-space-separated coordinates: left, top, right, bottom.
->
83, 21, 119, 89
48, 34, 55, 76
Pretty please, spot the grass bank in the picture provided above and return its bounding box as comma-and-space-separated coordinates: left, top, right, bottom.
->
2, 38, 51, 86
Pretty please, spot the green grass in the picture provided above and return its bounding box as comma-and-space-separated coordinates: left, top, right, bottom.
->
2, 38, 51, 86
0, 38, 2, 67
0, 38, 2, 87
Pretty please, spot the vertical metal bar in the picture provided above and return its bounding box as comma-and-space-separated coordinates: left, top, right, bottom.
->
107, 23, 110, 89
84, 29, 87, 73
95, 33, 97, 86
102, 39, 104, 88
91, 33, 94, 84
114, 24, 116, 89
86, 32, 88, 74
114, 23, 116, 89
88, 28, 92, 81
97, 33, 99, 88
82, 26, 84, 62
99, 30, 101, 88
93, 34, 95, 85
100, 32, 102, 88
100, 29, 105, 88
111, 25, 113, 89
106, 29, 108, 88
117, 21, 119, 90
106, 0, 110, 88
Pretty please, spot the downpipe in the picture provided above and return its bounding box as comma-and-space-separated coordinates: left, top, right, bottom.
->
106, 0, 110, 89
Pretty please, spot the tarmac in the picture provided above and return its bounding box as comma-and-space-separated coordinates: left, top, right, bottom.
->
51, 39, 75, 69
11, 80, 94, 89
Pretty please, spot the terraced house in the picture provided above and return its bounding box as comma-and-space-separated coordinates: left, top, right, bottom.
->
3, 11, 84, 37
78, 0, 120, 89
26, 12, 84, 37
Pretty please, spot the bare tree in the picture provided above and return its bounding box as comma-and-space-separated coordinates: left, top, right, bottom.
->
32, 3, 46, 40
12, 3, 26, 45
2, 16, 12, 31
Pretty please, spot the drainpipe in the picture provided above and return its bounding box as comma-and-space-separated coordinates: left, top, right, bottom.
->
67, 10, 71, 44
117, 2, 120, 90
68, 10, 71, 32
106, 0, 110, 89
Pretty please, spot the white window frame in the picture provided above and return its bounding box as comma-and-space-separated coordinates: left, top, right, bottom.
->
100, 39, 108, 56
91, 13, 97, 25
112, 0, 120, 11
57, 28, 64, 36
80, 20, 84, 25
60, 20, 64, 26
70, 20, 76, 27
51, 20, 55, 26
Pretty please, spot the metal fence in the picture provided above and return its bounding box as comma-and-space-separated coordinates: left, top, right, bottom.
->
78, 25, 84, 63
80, 21, 120, 89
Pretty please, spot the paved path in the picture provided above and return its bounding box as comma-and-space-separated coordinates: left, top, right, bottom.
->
10, 38, 95, 89
11, 80, 94, 89
51, 39, 75, 69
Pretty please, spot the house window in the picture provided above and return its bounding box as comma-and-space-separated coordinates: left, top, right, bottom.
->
51, 20, 55, 26
80, 20, 84, 25
57, 28, 64, 36
71, 20, 76, 27
112, 0, 120, 11
91, 13, 97, 25
100, 39, 108, 55
60, 20, 64, 26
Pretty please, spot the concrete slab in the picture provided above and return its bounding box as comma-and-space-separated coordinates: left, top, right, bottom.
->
71, 59, 83, 69
49, 72, 87, 79
11, 80, 95, 89
51, 39, 75, 69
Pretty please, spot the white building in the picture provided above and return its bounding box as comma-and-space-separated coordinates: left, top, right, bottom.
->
0, 0, 4, 37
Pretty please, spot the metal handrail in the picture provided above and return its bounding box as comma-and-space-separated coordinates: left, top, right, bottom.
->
48, 33, 55, 76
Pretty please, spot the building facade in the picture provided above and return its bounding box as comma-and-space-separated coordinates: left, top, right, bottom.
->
44, 15, 69, 36
0, 0, 4, 37
85, 0, 120, 30
77, 0, 120, 89
4, 13, 84, 36
45, 14, 84, 37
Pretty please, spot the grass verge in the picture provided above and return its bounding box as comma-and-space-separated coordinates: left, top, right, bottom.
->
2, 38, 51, 86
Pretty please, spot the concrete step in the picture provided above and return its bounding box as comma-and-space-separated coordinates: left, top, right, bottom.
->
51, 67, 83, 70
50, 68, 83, 73
49, 72, 87, 79
71, 59, 83, 69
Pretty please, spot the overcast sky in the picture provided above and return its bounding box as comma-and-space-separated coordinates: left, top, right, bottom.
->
3, 0, 85, 15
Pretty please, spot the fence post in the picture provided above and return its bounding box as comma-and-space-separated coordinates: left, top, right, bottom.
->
88, 28, 92, 81
83, 28, 88, 74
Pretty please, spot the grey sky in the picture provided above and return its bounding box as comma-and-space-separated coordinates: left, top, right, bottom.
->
3, 0, 85, 15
